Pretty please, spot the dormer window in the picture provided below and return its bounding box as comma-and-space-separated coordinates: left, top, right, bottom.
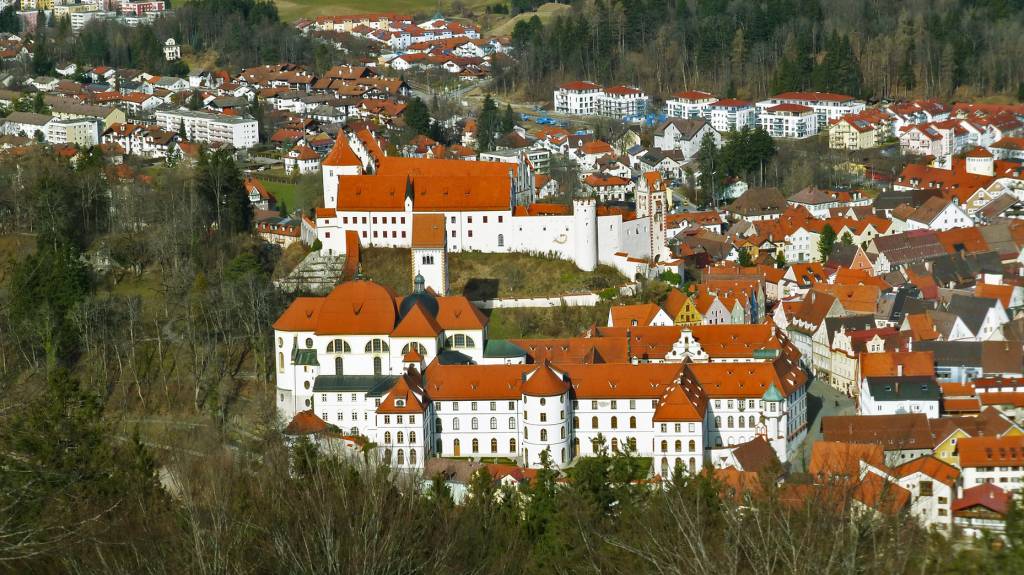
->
395, 399, 406, 407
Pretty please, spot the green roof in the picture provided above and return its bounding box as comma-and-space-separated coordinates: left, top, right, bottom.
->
291, 348, 319, 366
484, 339, 527, 358
312, 375, 398, 397
762, 382, 783, 402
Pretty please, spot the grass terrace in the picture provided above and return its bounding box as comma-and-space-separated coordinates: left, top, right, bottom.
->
357, 247, 626, 299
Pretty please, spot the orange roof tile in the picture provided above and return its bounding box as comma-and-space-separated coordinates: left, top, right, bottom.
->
522, 363, 570, 397
391, 302, 442, 337
860, 351, 935, 378
895, 456, 960, 486
322, 132, 362, 167
809, 441, 884, 480
852, 473, 911, 515
411, 213, 445, 248
609, 303, 663, 327
958, 435, 1024, 468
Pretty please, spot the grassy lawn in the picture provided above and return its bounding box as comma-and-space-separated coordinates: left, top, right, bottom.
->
357, 247, 626, 299
485, 304, 612, 339
261, 180, 299, 211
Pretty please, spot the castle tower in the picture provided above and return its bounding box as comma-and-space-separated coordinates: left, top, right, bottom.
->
410, 214, 448, 295
572, 197, 598, 272
637, 172, 668, 262
321, 132, 363, 208
520, 363, 573, 468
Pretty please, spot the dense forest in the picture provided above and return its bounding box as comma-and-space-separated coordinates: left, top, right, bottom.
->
498, 0, 1024, 102
23, 0, 332, 77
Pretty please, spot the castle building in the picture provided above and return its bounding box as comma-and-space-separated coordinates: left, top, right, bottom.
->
313, 128, 670, 278
274, 278, 809, 471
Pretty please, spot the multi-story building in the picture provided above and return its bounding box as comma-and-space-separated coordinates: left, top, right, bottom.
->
758, 103, 819, 139
45, 118, 101, 146
756, 91, 866, 130
154, 109, 259, 149
597, 85, 648, 118
553, 81, 602, 115
958, 435, 1024, 491
274, 278, 809, 471
666, 90, 718, 120
707, 99, 756, 133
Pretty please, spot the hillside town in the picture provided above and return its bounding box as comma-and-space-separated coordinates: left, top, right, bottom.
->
6, 0, 1024, 567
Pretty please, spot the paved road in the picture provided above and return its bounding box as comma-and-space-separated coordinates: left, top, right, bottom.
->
790, 374, 857, 473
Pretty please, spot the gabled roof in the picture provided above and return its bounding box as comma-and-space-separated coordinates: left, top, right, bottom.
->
809, 441, 884, 480
609, 303, 663, 327
730, 436, 781, 473
894, 456, 960, 487
952, 483, 1010, 516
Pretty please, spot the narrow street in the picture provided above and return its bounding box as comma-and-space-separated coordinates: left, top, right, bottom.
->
790, 374, 856, 473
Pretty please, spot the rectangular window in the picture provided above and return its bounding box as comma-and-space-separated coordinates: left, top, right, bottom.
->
351, 394, 357, 401
451, 230, 456, 237
453, 402, 459, 411
410, 415, 415, 424
362, 231, 366, 238
467, 216, 473, 223
337, 412, 343, 421
540, 413, 547, 422
471, 401, 478, 411
391, 217, 396, 224
629, 400, 636, 410
321, 394, 327, 402
372, 217, 377, 224
343, 217, 348, 224
384, 415, 390, 424
498, 216, 503, 223
401, 217, 406, 224
401, 231, 406, 238
450, 216, 455, 223
660, 424, 667, 432
352, 412, 358, 421
397, 415, 403, 424
336, 394, 343, 401
508, 401, 515, 410
714, 400, 721, 409
483, 216, 488, 223
611, 400, 617, 409
373, 231, 378, 238
689, 423, 695, 432
490, 401, 496, 411
592, 401, 598, 409
468, 230, 473, 238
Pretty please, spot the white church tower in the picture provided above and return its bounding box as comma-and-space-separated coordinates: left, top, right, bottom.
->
321, 132, 364, 208
636, 172, 669, 263
520, 363, 573, 468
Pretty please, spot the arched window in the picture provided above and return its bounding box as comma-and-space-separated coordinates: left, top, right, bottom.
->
749, 416, 756, 428
611, 416, 618, 429
373, 357, 382, 375
689, 457, 696, 472
672, 440, 680, 452
497, 233, 504, 247
490, 438, 498, 452
384, 431, 392, 444
524, 428, 528, 439
397, 431, 404, 444
327, 339, 351, 353
611, 438, 619, 452
397, 449, 405, 465
365, 339, 389, 353
628, 437, 636, 451
472, 438, 479, 453
660, 440, 668, 453
508, 417, 515, 429
688, 440, 696, 452
738, 416, 745, 428
410, 449, 417, 465
409, 431, 416, 444
453, 438, 461, 455
540, 429, 548, 441
445, 334, 476, 349
592, 416, 598, 429
401, 342, 426, 356
573, 416, 579, 428
629, 416, 637, 429
382, 448, 393, 463
592, 438, 600, 453
471, 417, 479, 430
661, 457, 669, 477
278, 352, 284, 372
560, 426, 565, 439
573, 437, 579, 456
490, 417, 497, 430
510, 438, 517, 453
335, 356, 343, 375
435, 418, 442, 432
727, 416, 734, 428
714, 416, 721, 428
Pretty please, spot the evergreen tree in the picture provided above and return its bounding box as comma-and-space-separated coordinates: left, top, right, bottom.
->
775, 250, 787, 268
476, 94, 500, 152
695, 132, 721, 205
500, 103, 516, 134
404, 96, 431, 136
841, 231, 854, 245
738, 247, 753, 267
31, 15, 53, 75
818, 224, 837, 261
